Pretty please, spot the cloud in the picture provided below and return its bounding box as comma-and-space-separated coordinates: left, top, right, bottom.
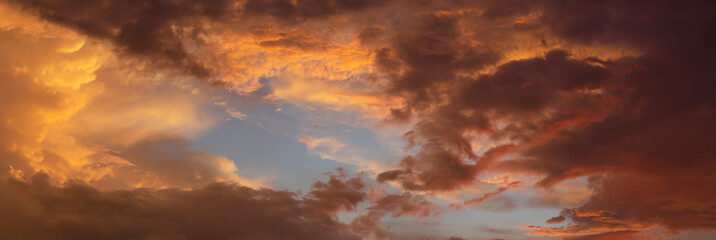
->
120, 133, 265, 189
515, 0, 716, 236
0, 20, 396, 234
0, 171, 366, 240
271, 75, 399, 118
563, 231, 641, 240
371, 0, 716, 237
0, 8, 257, 190
6, 0, 386, 92
377, 13, 500, 122
376, 143, 515, 192
546, 215, 566, 225
462, 181, 523, 207
6, 0, 238, 78
0, 13, 109, 182
242, 0, 389, 23
350, 192, 440, 239
3, 0, 716, 238
305, 169, 366, 213
525, 175, 716, 238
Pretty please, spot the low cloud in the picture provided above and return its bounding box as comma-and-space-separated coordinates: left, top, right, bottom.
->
0, 171, 366, 240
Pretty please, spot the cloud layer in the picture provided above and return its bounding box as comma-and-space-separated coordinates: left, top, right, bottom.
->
1, 0, 715, 239
0, 172, 365, 240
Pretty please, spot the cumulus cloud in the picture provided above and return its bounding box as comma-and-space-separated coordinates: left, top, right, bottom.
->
0, 11, 109, 182
0, 4, 258, 190
2, 0, 716, 239
5, 0, 386, 92
0, 171, 366, 240
372, 0, 716, 238
6, 0, 237, 78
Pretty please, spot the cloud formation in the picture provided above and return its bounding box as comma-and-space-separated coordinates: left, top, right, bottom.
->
351, 192, 440, 239
0, 4, 258, 190
0, 171, 365, 240
373, 0, 716, 238
2, 0, 715, 239
7, 0, 236, 78
5, 0, 386, 92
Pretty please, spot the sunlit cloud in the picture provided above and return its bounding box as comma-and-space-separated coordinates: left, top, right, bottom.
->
0, 0, 714, 239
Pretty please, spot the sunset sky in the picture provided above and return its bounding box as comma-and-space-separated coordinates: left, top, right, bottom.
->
0, 0, 714, 239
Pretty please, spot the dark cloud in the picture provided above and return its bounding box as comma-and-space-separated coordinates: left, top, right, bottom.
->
305, 171, 366, 213
5, 0, 389, 81
564, 230, 640, 240
357, 25, 385, 45
374, 0, 716, 236
378, 14, 500, 120
258, 35, 327, 51
545, 215, 565, 225
350, 192, 439, 239
378, 50, 612, 192
533, 174, 716, 238
0, 171, 368, 240
516, 1, 716, 236
6, 0, 238, 79
377, 144, 514, 192
4, 0, 716, 238
243, 0, 388, 23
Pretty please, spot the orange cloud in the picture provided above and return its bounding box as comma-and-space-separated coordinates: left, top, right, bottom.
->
0, 6, 263, 190
2, 1, 716, 239
271, 75, 400, 118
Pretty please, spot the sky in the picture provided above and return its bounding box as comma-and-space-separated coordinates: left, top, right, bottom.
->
0, 0, 714, 239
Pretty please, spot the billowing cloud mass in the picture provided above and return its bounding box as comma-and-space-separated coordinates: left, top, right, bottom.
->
1, 0, 715, 239
374, 0, 716, 238
7, 0, 234, 78
0, 172, 365, 240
